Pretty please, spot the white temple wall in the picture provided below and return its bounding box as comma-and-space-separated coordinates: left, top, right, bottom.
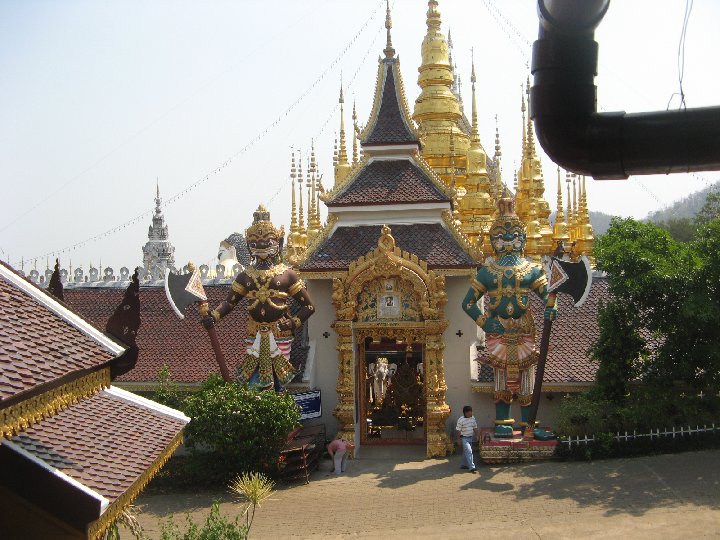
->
441, 275, 493, 431
304, 278, 341, 435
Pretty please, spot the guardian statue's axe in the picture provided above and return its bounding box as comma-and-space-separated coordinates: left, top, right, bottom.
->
164, 263, 232, 383
525, 255, 593, 440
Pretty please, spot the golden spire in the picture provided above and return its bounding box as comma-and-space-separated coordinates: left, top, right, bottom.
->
493, 116, 503, 199
565, 171, 572, 240
521, 84, 527, 158
413, 0, 469, 182
575, 176, 595, 260
552, 166, 570, 247
335, 81, 351, 186
332, 136, 338, 170
306, 155, 314, 228
470, 49, 479, 144
290, 151, 298, 236
287, 151, 307, 266
572, 173, 578, 237
298, 152, 305, 232
556, 166, 565, 224
461, 48, 494, 249
525, 77, 536, 159
383, 0, 395, 59
352, 100, 359, 164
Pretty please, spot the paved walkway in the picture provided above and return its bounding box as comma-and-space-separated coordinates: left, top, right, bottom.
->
134, 448, 720, 539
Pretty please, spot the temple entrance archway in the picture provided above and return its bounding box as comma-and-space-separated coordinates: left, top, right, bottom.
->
331, 226, 452, 457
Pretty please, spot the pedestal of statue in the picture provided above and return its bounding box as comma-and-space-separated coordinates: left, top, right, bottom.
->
478, 427, 559, 464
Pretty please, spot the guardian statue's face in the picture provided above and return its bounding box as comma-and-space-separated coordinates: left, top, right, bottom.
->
490, 221, 526, 256
248, 237, 279, 260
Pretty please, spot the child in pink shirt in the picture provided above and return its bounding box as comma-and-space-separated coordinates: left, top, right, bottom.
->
327, 437, 350, 474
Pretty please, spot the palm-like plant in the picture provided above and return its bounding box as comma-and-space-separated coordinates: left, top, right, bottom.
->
228, 472, 275, 537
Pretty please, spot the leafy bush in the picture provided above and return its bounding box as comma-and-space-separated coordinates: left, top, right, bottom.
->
153, 364, 187, 411
557, 387, 720, 439
159, 501, 246, 540
182, 375, 300, 483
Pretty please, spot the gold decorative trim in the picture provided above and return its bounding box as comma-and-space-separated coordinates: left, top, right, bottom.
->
413, 151, 459, 202
392, 59, 419, 140
1, 368, 111, 440
298, 270, 345, 281
299, 214, 338, 267
358, 59, 419, 144
321, 156, 370, 204
287, 280, 305, 296
432, 268, 475, 277
331, 225, 452, 458
471, 382, 592, 393
441, 210, 484, 263
87, 430, 184, 540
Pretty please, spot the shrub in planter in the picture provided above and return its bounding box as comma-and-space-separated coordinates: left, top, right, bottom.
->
183, 375, 300, 483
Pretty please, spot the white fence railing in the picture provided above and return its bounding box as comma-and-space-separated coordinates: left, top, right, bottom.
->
562, 424, 718, 448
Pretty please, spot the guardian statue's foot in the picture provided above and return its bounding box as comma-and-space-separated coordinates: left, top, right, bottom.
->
494, 424, 514, 438
533, 427, 556, 441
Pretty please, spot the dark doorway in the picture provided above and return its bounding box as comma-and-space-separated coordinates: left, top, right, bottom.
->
359, 337, 425, 445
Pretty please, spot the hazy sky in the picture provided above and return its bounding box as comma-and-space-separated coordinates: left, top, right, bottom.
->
2, 0, 719, 273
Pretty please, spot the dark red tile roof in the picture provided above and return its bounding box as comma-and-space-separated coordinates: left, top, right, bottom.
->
477, 275, 609, 384
6, 387, 187, 504
362, 60, 418, 146
0, 263, 119, 404
300, 223, 475, 272
64, 285, 249, 385
325, 159, 450, 206
64, 285, 309, 385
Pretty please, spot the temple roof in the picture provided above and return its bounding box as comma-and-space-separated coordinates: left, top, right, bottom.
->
360, 59, 418, 146
0, 261, 188, 538
63, 285, 308, 386
325, 159, 451, 207
0, 262, 123, 404
4, 386, 187, 505
300, 223, 475, 272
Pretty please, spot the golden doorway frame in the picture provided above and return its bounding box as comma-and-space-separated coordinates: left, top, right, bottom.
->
331, 226, 452, 458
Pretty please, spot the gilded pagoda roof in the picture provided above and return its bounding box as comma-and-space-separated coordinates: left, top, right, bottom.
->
325, 158, 451, 207
299, 223, 475, 272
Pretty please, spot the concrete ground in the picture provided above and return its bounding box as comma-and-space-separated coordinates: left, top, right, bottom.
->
134, 447, 720, 539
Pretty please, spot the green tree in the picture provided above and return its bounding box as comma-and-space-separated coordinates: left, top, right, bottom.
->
590, 300, 647, 403
695, 191, 720, 225
595, 217, 719, 390
654, 217, 696, 242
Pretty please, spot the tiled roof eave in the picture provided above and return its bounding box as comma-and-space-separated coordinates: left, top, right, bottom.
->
326, 198, 450, 208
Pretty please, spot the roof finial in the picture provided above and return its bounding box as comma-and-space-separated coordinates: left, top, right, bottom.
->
337, 80, 348, 166
298, 150, 305, 230
494, 115, 504, 196
384, 0, 395, 58
525, 76, 536, 158
290, 151, 298, 235
470, 48, 479, 143
427, 0, 441, 33
352, 100, 359, 164
556, 166, 565, 223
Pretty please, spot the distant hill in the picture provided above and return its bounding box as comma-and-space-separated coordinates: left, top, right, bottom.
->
646, 181, 720, 223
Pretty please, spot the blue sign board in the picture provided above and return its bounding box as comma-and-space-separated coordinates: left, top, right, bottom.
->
293, 389, 322, 420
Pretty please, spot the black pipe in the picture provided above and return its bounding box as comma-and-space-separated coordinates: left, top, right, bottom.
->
531, 1, 720, 180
